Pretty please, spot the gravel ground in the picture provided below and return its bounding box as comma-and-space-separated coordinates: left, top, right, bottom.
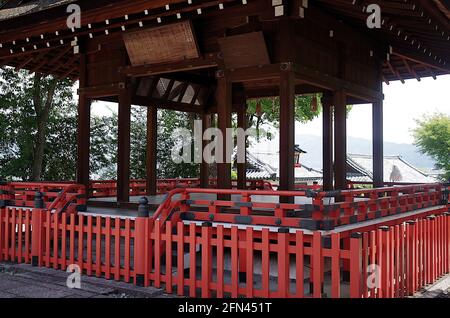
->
0, 262, 177, 298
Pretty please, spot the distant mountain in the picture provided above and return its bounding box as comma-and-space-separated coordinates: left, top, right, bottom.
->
294, 134, 436, 171
250, 134, 436, 172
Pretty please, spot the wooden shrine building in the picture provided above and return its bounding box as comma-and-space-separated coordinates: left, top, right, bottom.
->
0, 0, 449, 205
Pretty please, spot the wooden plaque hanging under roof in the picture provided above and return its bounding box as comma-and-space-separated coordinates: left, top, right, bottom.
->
123, 20, 200, 66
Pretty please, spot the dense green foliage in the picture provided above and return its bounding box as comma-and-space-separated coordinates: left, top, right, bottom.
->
0, 68, 76, 181
0, 67, 324, 182
413, 113, 450, 181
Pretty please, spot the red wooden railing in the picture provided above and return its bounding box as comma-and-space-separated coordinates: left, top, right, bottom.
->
0, 182, 449, 298
149, 184, 445, 232
88, 178, 273, 198
0, 204, 448, 298
0, 182, 86, 213
359, 214, 450, 297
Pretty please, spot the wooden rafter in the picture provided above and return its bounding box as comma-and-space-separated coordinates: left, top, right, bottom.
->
387, 60, 405, 84
401, 58, 421, 81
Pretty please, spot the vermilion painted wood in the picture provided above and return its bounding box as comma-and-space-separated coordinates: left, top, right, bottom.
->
415, 221, 420, 292
189, 223, 196, 297
53, 212, 59, 269
216, 225, 224, 298
124, 218, 131, 282
388, 227, 397, 298
146, 220, 153, 287
166, 221, 173, 294
349, 235, 361, 298
397, 224, 406, 298
201, 225, 211, 298
331, 232, 341, 298
105, 218, 111, 280
86, 216, 92, 276
426, 219, 431, 284
0, 209, 4, 262
447, 216, 450, 274
61, 214, 67, 270
230, 226, 238, 298
278, 230, 289, 298
439, 217, 442, 277
2, 205, 449, 299
17, 209, 23, 263
312, 232, 322, 298
114, 218, 120, 281
134, 216, 145, 284
45, 211, 51, 267
3, 209, 9, 261
154, 220, 161, 288
11, 209, 16, 262
25, 210, 30, 263
177, 222, 185, 296
369, 230, 376, 298
262, 228, 270, 298
246, 227, 254, 298
78, 214, 84, 273
95, 216, 102, 277
69, 214, 75, 268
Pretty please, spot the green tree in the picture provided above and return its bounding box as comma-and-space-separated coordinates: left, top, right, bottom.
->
413, 113, 450, 181
246, 94, 322, 141
0, 67, 121, 181
0, 67, 76, 181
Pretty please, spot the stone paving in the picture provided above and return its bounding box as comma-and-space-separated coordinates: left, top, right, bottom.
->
0, 262, 177, 298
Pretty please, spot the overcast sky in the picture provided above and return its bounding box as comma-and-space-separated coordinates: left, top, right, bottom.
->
92, 74, 450, 145
298, 74, 450, 144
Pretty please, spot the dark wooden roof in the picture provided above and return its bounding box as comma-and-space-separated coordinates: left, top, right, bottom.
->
0, 0, 448, 83
314, 0, 450, 83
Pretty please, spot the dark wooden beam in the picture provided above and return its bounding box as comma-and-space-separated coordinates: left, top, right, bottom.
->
200, 112, 212, 188
117, 79, 132, 204
146, 106, 158, 196
237, 102, 247, 190
78, 83, 121, 99
333, 90, 347, 191
294, 64, 383, 102
278, 66, 295, 195
227, 63, 282, 83
216, 74, 232, 192
120, 56, 217, 78
76, 50, 91, 190
322, 93, 334, 191
373, 100, 384, 188
133, 95, 204, 113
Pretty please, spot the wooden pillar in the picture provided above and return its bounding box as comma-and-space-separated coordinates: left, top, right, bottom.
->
117, 79, 132, 203
322, 93, 333, 191
146, 106, 157, 196
373, 100, 384, 188
279, 64, 295, 194
200, 112, 211, 188
76, 51, 90, 191
216, 73, 232, 191
237, 103, 247, 190
334, 90, 347, 191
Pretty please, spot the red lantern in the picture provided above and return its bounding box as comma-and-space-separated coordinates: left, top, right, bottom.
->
311, 95, 318, 112
256, 101, 262, 116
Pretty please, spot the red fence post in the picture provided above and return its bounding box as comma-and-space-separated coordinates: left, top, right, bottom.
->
379, 226, 392, 298
135, 197, 149, 287
349, 232, 363, 298
0, 203, 4, 262
31, 192, 44, 267
201, 222, 212, 298
446, 213, 450, 274
278, 228, 290, 298
406, 221, 416, 296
